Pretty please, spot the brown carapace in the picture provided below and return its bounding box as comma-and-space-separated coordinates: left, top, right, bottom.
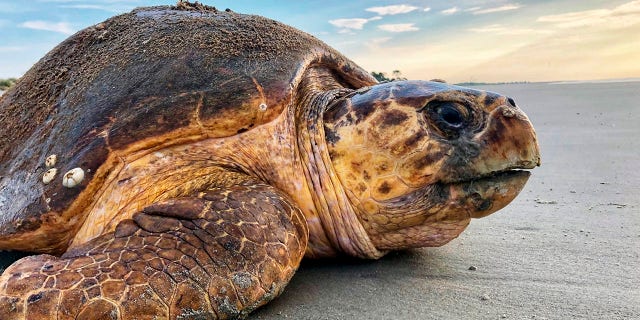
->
0, 2, 540, 319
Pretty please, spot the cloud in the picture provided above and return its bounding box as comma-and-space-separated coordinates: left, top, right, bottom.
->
468, 24, 509, 33
537, 0, 640, 29
378, 23, 419, 32
343, 34, 533, 83
365, 5, 419, 15
329, 18, 369, 30
473, 4, 522, 15
337, 29, 355, 34
424, 7, 431, 12
453, 23, 640, 83
331, 2, 640, 83
329, 16, 381, 33
441, 7, 459, 15
469, 24, 553, 35
20, 20, 75, 34
365, 37, 393, 50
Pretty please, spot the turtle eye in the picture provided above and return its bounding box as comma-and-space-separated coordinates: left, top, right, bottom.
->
423, 101, 469, 138
437, 103, 464, 128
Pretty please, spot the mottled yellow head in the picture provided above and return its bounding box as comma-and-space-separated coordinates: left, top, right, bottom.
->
323, 80, 540, 250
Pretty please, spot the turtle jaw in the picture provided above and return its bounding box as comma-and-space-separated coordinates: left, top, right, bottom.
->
367, 169, 531, 251
445, 169, 531, 219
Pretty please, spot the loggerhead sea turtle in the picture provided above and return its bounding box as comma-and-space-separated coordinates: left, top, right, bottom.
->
0, 2, 540, 319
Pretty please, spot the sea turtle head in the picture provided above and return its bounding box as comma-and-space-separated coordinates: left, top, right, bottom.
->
323, 80, 540, 251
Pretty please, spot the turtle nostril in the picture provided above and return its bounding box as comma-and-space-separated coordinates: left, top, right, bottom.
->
507, 97, 517, 107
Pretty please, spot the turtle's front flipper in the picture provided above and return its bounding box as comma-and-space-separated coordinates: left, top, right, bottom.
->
0, 183, 308, 319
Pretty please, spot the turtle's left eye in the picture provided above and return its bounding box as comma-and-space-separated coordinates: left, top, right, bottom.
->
437, 103, 465, 128
423, 101, 469, 138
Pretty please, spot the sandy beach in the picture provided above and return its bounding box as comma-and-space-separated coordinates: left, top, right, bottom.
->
1, 81, 638, 319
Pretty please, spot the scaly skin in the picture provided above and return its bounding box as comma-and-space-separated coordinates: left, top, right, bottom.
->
0, 181, 307, 319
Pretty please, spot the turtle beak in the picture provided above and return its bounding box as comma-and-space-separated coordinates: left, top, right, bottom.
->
469, 97, 541, 175
444, 97, 540, 219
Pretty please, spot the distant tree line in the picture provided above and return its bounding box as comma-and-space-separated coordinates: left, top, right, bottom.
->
370, 70, 407, 82
455, 81, 532, 86
0, 78, 17, 91
369, 72, 534, 86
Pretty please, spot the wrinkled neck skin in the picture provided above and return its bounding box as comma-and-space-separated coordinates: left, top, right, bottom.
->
292, 83, 384, 259
241, 66, 384, 259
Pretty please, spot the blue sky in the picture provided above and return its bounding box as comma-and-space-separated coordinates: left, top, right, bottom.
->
1, 0, 639, 82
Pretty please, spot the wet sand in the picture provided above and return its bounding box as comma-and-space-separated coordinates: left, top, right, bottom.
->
1, 81, 639, 319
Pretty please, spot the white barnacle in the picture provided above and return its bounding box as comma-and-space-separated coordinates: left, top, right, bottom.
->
62, 168, 85, 188
258, 103, 267, 111
502, 107, 516, 118
42, 168, 58, 184
45, 154, 57, 168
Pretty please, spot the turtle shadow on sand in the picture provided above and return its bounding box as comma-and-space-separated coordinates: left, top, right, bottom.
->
253, 249, 461, 317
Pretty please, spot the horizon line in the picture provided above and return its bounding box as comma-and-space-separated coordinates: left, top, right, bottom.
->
2, 77, 640, 93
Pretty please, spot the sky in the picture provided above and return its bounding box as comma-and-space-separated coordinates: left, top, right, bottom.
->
0, 0, 639, 83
